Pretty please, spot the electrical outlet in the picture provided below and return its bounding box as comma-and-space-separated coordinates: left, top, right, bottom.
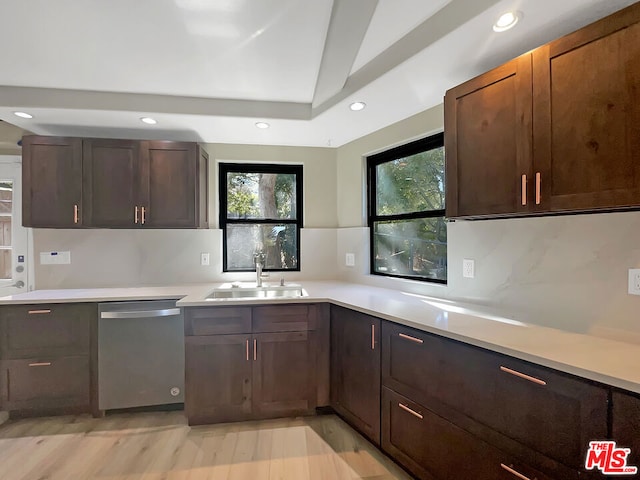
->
345, 253, 355, 267
463, 258, 475, 278
628, 269, 640, 295
200, 252, 210, 266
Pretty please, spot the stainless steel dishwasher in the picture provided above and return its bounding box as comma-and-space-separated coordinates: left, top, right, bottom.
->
98, 300, 184, 411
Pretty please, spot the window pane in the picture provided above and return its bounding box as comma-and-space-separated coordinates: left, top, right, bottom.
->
373, 217, 447, 281
227, 172, 297, 220
0, 181, 13, 280
375, 146, 445, 216
226, 224, 298, 270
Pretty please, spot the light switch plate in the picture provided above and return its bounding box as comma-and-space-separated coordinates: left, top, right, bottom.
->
40, 251, 71, 265
463, 258, 475, 278
200, 252, 210, 266
629, 269, 640, 295
345, 253, 355, 267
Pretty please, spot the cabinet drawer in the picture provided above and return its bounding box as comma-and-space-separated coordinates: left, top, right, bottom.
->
0, 356, 90, 410
0, 304, 93, 358
184, 307, 251, 335
382, 321, 608, 470
252, 304, 316, 332
382, 387, 566, 480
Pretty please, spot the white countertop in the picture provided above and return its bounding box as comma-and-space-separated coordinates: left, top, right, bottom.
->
1, 281, 639, 394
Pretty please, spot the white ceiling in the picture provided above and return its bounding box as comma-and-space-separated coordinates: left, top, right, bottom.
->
0, 0, 636, 147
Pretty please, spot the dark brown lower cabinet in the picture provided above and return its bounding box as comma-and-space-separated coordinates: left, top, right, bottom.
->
252, 331, 317, 418
0, 356, 90, 412
382, 387, 559, 480
185, 334, 252, 425
612, 391, 640, 476
331, 305, 381, 445
184, 304, 325, 425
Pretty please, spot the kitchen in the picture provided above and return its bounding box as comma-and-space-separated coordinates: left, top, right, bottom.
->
0, 0, 639, 479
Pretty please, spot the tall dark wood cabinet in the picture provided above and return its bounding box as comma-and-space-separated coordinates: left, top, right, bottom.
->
445, 1, 640, 219
83, 139, 141, 227
330, 305, 381, 445
22, 136, 83, 228
445, 54, 533, 218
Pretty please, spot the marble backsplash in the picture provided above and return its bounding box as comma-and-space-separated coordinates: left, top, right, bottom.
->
337, 211, 640, 342
33, 228, 337, 288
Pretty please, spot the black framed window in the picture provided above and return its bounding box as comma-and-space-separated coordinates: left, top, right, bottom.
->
219, 163, 303, 272
367, 132, 447, 283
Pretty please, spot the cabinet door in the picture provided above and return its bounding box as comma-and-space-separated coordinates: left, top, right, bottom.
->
185, 335, 252, 425
445, 54, 533, 218
330, 306, 381, 444
612, 391, 640, 474
0, 356, 90, 411
83, 139, 141, 227
139, 141, 201, 228
22, 136, 83, 228
533, 7, 640, 212
252, 331, 317, 418
382, 388, 559, 480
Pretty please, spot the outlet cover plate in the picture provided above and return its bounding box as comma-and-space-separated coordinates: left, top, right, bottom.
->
463, 258, 475, 278
200, 252, 210, 266
345, 253, 355, 267
629, 269, 640, 295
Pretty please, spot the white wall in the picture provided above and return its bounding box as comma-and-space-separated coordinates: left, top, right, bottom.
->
335, 104, 640, 342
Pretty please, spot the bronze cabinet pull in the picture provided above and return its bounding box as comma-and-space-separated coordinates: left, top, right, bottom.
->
28, 309, 51, 315
246, 339, 249, 361
253, 338, 257, 361
535, 172, 541, 205
135, 206, 139, 224
74, 204, 79, 223
521, 175, 527, 206
398, 333, 424, 344
500, 463, 531, 480
371, 324, 375, 350
398, 403, 423, 419
500, 366, 546, 386
28, 362, 52, 367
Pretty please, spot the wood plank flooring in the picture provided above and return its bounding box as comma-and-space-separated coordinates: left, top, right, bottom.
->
0, 412, 412, 480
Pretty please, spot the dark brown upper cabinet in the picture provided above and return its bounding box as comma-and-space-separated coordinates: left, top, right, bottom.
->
445, 54, 533, 218
22, 136, 208, 229
446, 2, 640, 219
22, 136, 83, 228
83, 139, 141, 228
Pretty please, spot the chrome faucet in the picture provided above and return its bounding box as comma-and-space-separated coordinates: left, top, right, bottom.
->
254, 251, 266, 287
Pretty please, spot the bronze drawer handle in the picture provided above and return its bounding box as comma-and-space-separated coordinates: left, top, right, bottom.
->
246, 339, 249, 361
28, 362, 52, 367
398, 333, 424, 344
135, 206, 139, 224
500, 366, 546, 386
141, 206, 146, 225
74, 204, 79, 224
500, 463, 531, 480
535, 172, 541, 205
371, 324, 375, 350
521, 174, 527, 206
28, 309, 51, 315
253, 338, 257, 361
398, 403, 423, 420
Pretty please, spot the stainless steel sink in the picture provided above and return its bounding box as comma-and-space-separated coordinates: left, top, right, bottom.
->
205, 284, 307, 301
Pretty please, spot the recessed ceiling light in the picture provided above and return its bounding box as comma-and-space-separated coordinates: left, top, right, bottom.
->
493, 11, 521, 32
13, 111, 33, 119
255, 122, 270, 129
349, 102, 366, 111
140, 117, 158, 125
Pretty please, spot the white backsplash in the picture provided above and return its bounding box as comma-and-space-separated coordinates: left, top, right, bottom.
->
337, 211, 640, 342
33, 228, 337, 288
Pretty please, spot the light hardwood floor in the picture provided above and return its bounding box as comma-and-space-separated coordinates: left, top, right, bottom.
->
0, 412, 412, 480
